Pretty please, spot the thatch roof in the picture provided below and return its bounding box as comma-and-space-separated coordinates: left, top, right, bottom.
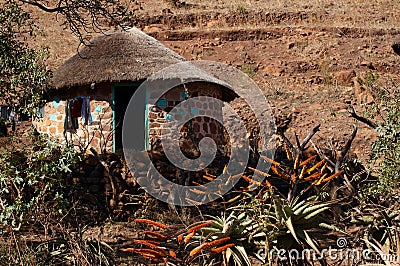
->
146, 61, 233, 88
51, 27, 185, 89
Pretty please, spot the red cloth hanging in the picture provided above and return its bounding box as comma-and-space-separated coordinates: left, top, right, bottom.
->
71, 98, 83, 118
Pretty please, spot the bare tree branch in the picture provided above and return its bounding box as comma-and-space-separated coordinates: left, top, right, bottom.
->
277, 130, 295, 151
335, 125, 358, 173
18, 0, 130, 45
90, 147, 117, 205
310, 140, 336, 170
328, 125, 358, 195
299, 124, 321, 150
19, 0, 63, 13
295, 133, 301, 150
348, 105, 377, 129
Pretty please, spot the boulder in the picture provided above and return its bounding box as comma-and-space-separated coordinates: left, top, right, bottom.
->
334, 70, 356, 86
392, 38, 400, 56
263, 65, 284, 77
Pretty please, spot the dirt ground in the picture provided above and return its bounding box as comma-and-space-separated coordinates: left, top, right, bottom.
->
12, 0, 400, 263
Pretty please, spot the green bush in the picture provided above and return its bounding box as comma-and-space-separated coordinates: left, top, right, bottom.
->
0, 1, 50, 114
364, 75, 400, 196
0, 130, 81, 231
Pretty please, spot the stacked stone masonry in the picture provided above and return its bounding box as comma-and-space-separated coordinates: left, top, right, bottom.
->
147, 82, 226, 154
34, 82, 229, 155
33, 99, 113, 153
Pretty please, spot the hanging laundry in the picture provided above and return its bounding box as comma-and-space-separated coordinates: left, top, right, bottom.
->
64, 99, 78, 133
37, 107, 45, 119
81, 96, 92, 125
71, 98, 83, 118
0, 106, 8, 120
8, 107, 15, 123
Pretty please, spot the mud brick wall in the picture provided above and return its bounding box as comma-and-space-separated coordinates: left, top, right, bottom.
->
33, 99, 113, 153
147, 82, 226, 153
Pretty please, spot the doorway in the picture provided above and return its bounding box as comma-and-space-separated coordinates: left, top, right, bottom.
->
112, 83, 147, 153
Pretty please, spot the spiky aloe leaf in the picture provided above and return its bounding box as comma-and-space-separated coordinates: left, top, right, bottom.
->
273, 196, 286, 221
319, 223, 348, 235
350, 216, 374, 225
292, 200, 312, 215
237, 212, 246, 220
302, 206, 332, 220
291, 199, 308, 213
283, 205, 294, 219
198, 227, 223, 235
240, 218, 254, 227
303, 230, 321, 255
303, 231, 328, 266
285, 216, 300, 244
231, 245, 251, 266
296, 200, 338, 220
225, 247, 233, 264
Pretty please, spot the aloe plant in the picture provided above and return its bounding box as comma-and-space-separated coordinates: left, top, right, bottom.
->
123, 213, 265, 266
189, 211, 265, 266
349, 205, 400, 265
229, 189, 345, 265
260, 194, 346, 265
271, 195, 341, 247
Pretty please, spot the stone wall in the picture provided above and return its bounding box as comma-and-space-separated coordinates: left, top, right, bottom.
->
33, 81, 230, 155
147, 82, 226, 154
33, 98, 113, 153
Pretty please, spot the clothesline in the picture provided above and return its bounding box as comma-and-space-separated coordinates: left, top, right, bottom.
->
64, 96, 92, 133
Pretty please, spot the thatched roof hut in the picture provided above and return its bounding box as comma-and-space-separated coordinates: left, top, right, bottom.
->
36, 27, 250, 156
51, 27, 185, 90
